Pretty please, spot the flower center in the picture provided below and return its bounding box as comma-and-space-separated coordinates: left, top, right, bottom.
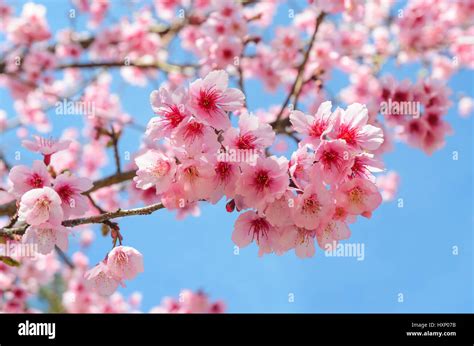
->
254, 170, 271, 191
321, 149, 343, 169
309, 120, 328, 139
153, 160, 170, 177
337, 125, 357, 146
198, 88, 220, 111
114, 250, 129, 266
302, 194, 321, 214
163, 104, 185, 128
215, 161, 231, 181
57, 185, 74, 204
184, 165, 199, 181
249, 217, 270, 243
183, 121, 204, 141
222, 48, 234, 59
348, 187, 364, 205
28, 173, 44, 188
235, 133, 256, 150
37, 196, 51, 209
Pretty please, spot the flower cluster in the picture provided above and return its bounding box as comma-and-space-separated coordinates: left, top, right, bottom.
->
134, 70, 384, 258
231, 101, 385, 258
85, 246, 144, 296
8, 137, 91, 255
0, 247, 220, 313
379, 77, 452, 155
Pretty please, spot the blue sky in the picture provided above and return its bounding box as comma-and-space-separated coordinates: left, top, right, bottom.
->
0, 1, 472, 312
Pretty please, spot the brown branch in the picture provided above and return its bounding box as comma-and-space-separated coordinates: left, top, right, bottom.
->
55, 245, 75, 269
86, 169, 136, 195
0, 201, 17, 217
0, 202, 165, 237
62, 202, 165, 227
271, 12, 326, 129
55, 60, 197, 74
109, 126, 121, 174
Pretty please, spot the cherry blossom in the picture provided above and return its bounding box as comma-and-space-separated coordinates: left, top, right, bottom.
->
335, 178, 382, 218
53, 173, 93, 218
107, 246, 144, 281
84, 261, 121, 297
8, 160, 51, 198
18, 187, 64, 227
134, 150, 177, 194
188, 70, 245, 129
22, 135, 71, 165
22, 223, 69, 255
236, 156, 289, 212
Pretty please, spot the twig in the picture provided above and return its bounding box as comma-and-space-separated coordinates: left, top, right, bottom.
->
272, 12, 326, 126
0, 202, 165, 236
109, 126, 121, 174
55, 245, 75, 269
62, 202, 165, 227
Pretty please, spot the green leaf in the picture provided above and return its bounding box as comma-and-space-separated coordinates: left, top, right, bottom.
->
0, 256, 21, 267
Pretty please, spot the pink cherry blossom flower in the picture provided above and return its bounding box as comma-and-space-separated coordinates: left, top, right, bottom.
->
8, 160, 51, 198
134, 149, 177, 194
231, 211, 275, 257
147, 86, 189, 139
289, 145, 315, 189
335, 178, 382, 217
208, 160, 240, 204
177, 155, 216, 201
281, 227, 317, 259
263, 191, 295, 228
18, 187, 64, 226
53, 173, 93, 218
210, 36, 243, 69
348, 153, 384, 182
22, 135, 71, 165
84, 261, 121, 297
22, 223, 69, 255
316, 219, 351, 251
376, 171, 400, 202
314, 139, 354, 185
107, 246, 144, 281
291, 182, 334, 230
236, 156, 289, 211
7, 2, 51, 44
172, 118, 220, 155
188, 70, 245, 130
222, 111, 274, 153
290, 101, 333, 147
329, 103, 384, 151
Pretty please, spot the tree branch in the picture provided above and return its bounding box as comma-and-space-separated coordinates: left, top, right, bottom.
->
271, 12, 326, 129
0, 202, 165, 236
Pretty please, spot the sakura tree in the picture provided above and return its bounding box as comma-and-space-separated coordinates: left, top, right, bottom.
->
0, 0, 472, 313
